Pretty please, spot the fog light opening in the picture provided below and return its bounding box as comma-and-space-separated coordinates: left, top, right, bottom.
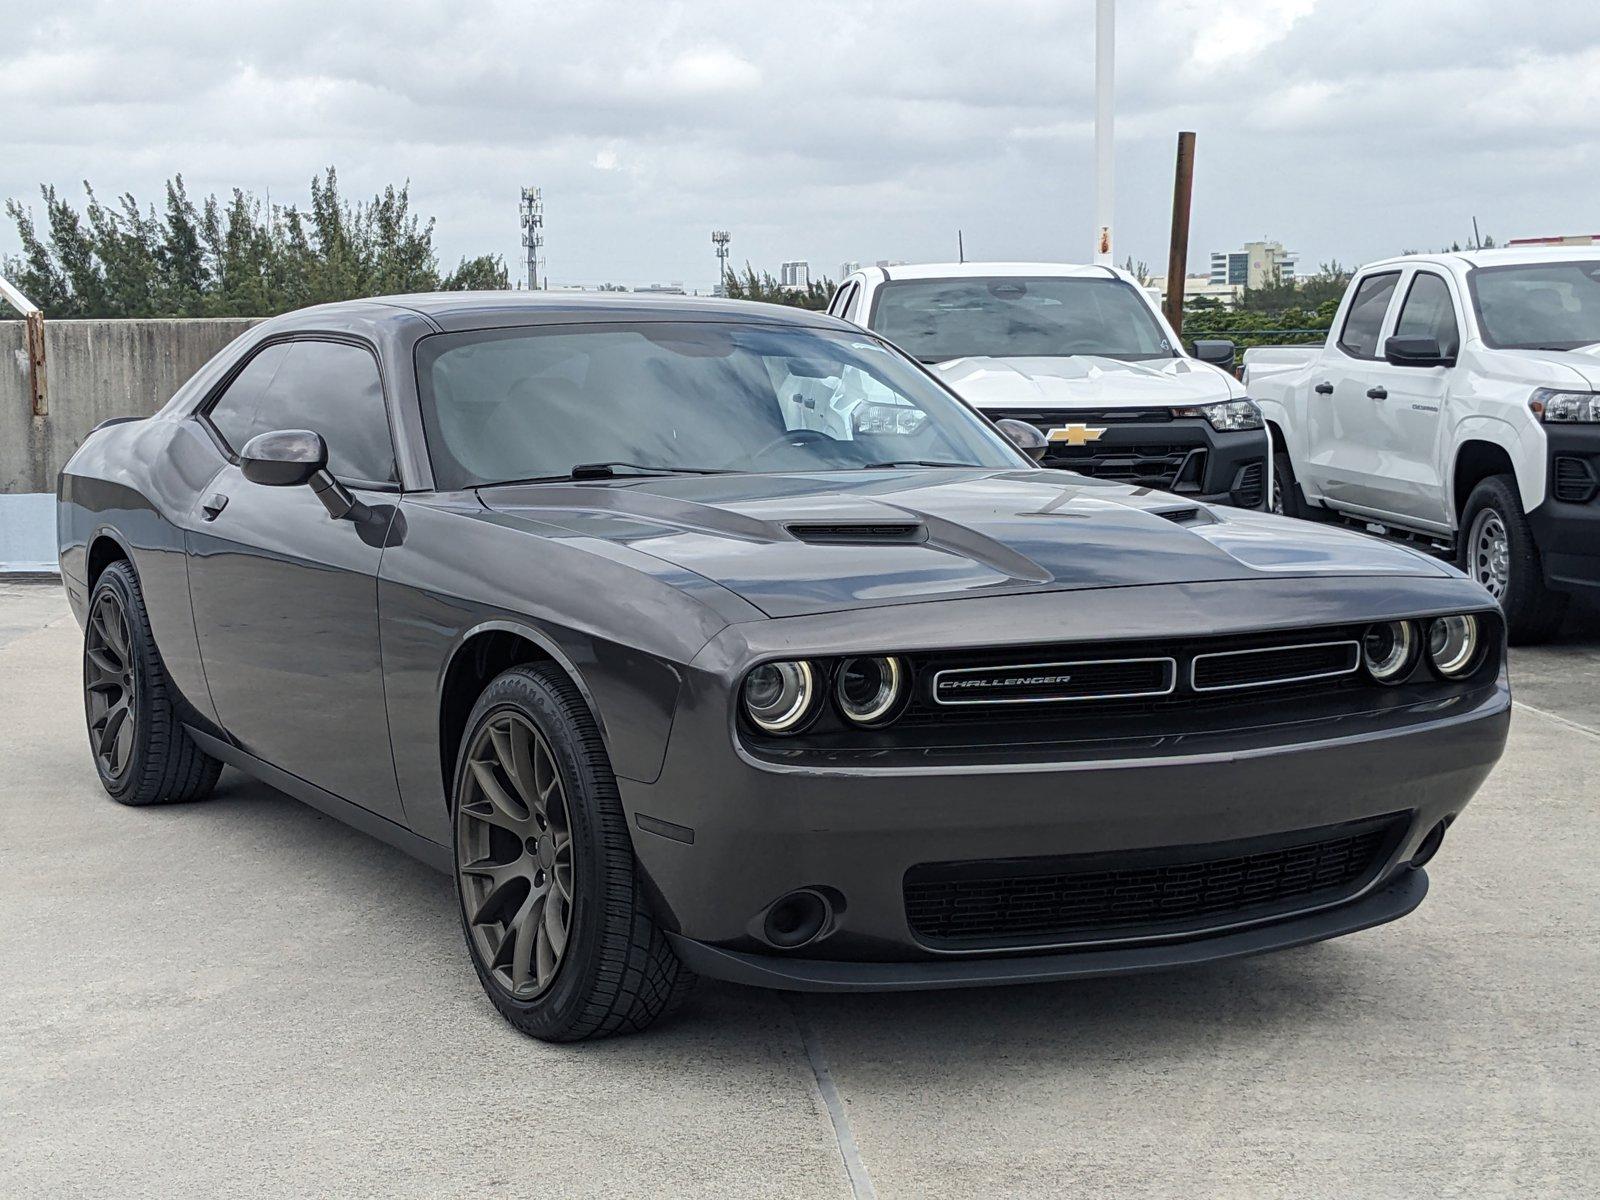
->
763, 889, 831, 949
1411, 818, 1451, 869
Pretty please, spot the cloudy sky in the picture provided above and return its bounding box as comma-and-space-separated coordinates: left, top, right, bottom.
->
4, 0, 1599, 292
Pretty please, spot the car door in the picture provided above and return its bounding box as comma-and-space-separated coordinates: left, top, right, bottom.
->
185, 336, 406, 821
1367, 268, 1462, 528
1300, 269, 1402, 510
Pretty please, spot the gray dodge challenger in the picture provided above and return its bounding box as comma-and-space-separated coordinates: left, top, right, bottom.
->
57, 293, 1509, 1041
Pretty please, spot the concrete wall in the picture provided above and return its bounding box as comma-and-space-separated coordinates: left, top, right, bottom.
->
2, 318, 261, 495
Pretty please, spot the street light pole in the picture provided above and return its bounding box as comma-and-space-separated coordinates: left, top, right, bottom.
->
1093, 0, 1115, 266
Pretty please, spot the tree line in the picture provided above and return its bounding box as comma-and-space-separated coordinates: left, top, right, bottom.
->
2, 168, 508, 319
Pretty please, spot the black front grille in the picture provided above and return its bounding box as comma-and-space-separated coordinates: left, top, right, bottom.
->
904, 816, 1404, 948
1553, 456, 1597, 503
931, 656, 1173, 706
1045, 444, 1202, 490
1191, 641, 1360, 692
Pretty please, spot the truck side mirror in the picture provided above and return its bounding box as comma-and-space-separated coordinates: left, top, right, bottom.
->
1384, 336, 1454, 368
995, 418, 1048, 462
1189, 339, 1237, 371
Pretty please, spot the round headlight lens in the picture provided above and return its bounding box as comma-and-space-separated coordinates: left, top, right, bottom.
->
1363, 620, 1418, 684
1427, 615, 1482, 678
742, 661, 817, 733
835, 656, 906, 726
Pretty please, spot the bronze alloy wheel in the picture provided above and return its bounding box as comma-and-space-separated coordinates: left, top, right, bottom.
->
84, 590, 138, 780
455, 710, 576, 999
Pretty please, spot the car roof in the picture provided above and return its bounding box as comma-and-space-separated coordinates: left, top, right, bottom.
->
856, 261, 1120, 283
265, 291, 853, 334
1362, 246, 1600, 272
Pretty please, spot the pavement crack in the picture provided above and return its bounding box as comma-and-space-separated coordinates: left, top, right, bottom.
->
785, 993, 876, 1200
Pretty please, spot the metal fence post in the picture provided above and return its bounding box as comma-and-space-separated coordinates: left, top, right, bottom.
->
0, 275, 46, 416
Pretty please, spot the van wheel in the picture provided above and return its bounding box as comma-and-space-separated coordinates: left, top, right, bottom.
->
1459, 475, 1567, 644
452, 663, 696, 1041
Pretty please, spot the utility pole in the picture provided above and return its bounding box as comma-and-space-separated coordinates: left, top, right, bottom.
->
1093, 0, 1115, 265
1163, 131, 1197, 336
958, 229, 965, 263
711, 230, 731, 295
520, 187, 544, 290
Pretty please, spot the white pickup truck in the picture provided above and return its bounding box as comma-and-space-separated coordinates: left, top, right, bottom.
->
1245, 248, 1600, 641
829, 262, 1271, 509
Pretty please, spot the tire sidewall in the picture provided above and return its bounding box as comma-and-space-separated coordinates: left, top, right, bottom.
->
85, 564, 156, 803
1461, 477, 1530, 611
451, 670, 614, 1038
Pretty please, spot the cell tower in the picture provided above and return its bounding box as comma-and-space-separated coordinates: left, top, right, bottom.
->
520, 187, 544, 290
711, 230, 731, 296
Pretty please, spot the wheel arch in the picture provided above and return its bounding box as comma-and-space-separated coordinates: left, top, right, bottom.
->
437, 621, 612, 809
1451, 438, 1518, 526
86, 528, 133, 591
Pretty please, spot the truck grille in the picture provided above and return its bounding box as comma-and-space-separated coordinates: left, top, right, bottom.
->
903, 815, 1405, 948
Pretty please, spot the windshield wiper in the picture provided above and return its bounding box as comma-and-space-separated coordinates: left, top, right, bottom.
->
860, 459, 984, 470
477, 462, 736, 488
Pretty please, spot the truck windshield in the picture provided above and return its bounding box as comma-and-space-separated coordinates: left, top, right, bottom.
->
869, 276, 1175, 363
1467, 260, 1600, 351
413, 321, 1025, 490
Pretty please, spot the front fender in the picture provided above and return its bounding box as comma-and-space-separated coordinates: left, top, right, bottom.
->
1450, 414, 1543, 515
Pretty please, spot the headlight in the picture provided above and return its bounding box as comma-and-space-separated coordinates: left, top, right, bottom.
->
1178, 399, 1264, 431
1530, 388, 1600, 423
1427, 615, 1483, 678
742, 661, 818, 733
852, 402, 929, 436
1363, 620, 1419, 684
834, 656, 907, 725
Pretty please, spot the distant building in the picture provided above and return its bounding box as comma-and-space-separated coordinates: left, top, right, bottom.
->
1508, 233, 1600, 246
633, 282, 686, 295
1210, 240, 1297, 290
839, 260, 862, 279
1148, 273, 1241, 308
780, 261, 811, 290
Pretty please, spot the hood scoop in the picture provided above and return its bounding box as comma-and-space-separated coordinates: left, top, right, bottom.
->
1152, 504, 1211, 525
785, 520, 926, 544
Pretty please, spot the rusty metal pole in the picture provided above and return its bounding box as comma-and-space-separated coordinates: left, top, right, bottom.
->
1163, 130, 1197, 339
0, 274, 46, 416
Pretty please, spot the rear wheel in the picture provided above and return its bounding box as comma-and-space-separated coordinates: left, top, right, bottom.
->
452, 663, 695, 1041
83, 560, 222, 805
1459, 474, 1568, 644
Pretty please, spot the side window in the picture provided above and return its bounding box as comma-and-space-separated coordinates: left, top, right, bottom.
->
254, 341, 397, 484
829, 282, 858, 319
1338, 271, 1400, 360
1394, 272, 1460, 358
205, 343, 291, 453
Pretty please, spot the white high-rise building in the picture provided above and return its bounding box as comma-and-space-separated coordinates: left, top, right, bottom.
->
780, 261, 811, 289
1209, 240, 1298, 290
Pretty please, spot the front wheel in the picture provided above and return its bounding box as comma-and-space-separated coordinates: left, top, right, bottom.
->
452, 663, 695, 1041
1459, 474, 1568, 644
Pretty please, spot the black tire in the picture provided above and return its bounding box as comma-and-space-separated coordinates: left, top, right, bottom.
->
83, 560, 222, 806
1459, 474, 1568, 645
1270, 447, 1306, 519
452, 663, 695, 1041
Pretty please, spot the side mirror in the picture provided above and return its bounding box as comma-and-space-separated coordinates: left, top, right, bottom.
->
239, 428, 369, 522
240, 428, 326, 487
1189, 339, 1237, 371
995, 418, 1048, 463
1384, 335, 1454, 368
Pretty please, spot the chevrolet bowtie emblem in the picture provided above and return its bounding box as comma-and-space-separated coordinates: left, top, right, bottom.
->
1046, 423, 1106, 447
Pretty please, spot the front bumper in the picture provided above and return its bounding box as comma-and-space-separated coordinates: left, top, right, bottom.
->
1529, 424, 1600, 597
619, 584, 1508, 991
991, 409, 1270, 509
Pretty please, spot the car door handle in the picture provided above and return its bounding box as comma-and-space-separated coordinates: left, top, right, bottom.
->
200, 493, 229, 521
1314, 381, 1334, 395
1366, 386, 1388, 400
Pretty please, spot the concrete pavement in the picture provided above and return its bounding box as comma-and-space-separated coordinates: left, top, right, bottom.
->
2, 583, 1597, 1198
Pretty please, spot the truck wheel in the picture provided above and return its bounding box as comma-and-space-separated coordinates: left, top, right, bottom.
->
1271, 451, 1305, 519
452, 663, 696, 1041
83, 560, 223, 805
1459, 475, 1568, 644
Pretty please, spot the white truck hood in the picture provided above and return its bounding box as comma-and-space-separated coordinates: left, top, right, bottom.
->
1490, 345, 1600, 391
931, 355, 1241, 411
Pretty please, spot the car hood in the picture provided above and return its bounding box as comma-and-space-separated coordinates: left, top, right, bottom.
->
931, 355, 1241, 411
1490, 345, 1600, 390
478, 469, 1450, 619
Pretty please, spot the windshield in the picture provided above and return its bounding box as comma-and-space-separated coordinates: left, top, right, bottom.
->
414, 321, 1025, 489
869, 276, 1175, 363
1468, 260, 1600, 350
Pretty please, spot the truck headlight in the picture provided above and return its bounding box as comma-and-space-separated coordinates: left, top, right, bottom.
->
742, 661, 819, 733
1178, 399, 1264, 432
1530, 388, 1600, 423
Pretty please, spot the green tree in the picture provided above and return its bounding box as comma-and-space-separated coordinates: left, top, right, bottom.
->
721, 262, 835, 310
